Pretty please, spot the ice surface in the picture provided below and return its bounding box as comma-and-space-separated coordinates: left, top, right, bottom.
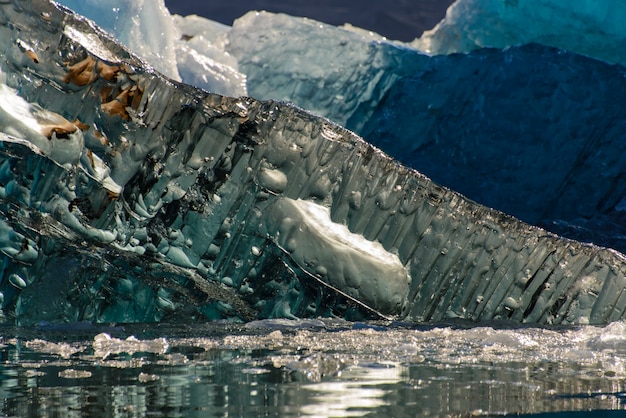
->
5, 319, 626, 416
1, 0, 626, 327
56, 0, 247, 97
225, 11, 393, 130
52, 4, 626, 250
223, 11, 626, 244
50, 4, 626, 249
0, 72, 84, 166
57, 0, 181, 81
225, 11, 390, 130
414, 0, 626, 66
259, 198, 410, 315
172, 14, 247, 97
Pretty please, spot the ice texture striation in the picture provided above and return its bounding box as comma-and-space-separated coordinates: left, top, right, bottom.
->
224, 11, 626, 251
1, 0, 626, 326
52, 5, 626, 250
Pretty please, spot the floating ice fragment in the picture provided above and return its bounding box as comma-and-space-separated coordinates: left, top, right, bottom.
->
25, 339, 83, 359
138, 372, 160, 382
93, 333, 169, 358
245, 318, 327, 330
58, 369, 92, 379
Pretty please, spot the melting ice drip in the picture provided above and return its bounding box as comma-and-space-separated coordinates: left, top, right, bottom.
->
0, 0, 625, 325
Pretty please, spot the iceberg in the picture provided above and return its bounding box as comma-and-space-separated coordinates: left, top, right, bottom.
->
58, 0, 247, 97
1, 0, 626, 327
54, 2, 626, 248
414, 0, 626, 66
221, 11, 626, 250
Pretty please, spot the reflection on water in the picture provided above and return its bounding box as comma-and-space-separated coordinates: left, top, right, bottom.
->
299, 364, 404, 417
2, 319, 626, 417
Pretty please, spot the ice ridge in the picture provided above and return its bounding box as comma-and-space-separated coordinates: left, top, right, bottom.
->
53, 4, 626, 252
223, 11, 626, 250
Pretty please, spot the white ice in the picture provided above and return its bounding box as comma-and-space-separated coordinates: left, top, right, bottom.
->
57, 0, 247, 96
260, 198, 410, 317
413, 0, 626, 66
0, 72, 83, 166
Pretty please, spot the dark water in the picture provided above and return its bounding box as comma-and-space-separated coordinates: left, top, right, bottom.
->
3, 319, 626, 417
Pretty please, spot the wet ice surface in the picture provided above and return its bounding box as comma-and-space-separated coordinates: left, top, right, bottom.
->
3, 2, 626, 417
2, 319, 626, 417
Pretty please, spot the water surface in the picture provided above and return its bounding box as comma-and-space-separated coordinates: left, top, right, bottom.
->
2, 319, 626, 417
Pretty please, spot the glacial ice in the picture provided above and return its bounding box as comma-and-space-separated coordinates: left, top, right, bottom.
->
413, 0, 626, 67
57, 0, 247, 97
259, 198, 410, 316
171, 14, 247, 98
223, 11, 626, 245
56, 0, 181, 81
58, 3, 626, 248
1, 0, 626, 327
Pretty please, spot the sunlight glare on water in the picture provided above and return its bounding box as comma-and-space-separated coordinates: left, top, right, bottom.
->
2, 319, 626, 416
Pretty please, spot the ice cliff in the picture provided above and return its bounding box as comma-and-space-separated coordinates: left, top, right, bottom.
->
0, 0, 626, 326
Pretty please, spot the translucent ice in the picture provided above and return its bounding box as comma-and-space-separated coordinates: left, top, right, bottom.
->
222, 11, 626, 251
1, 0, 626, 327
53, 2, 626, 242
259, 198, 410, 316
57, 4, 626, 248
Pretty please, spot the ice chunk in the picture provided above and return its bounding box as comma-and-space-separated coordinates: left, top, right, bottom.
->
49, 4, 626, 250
225, 11, 394, 131
48, 5, 626, 251
1, 0, 626, 327
173, 14, 247, 97
93, 332, 168, 358
56, 0, 247, 96
223, 11, 626, 251
57, 0, 181, 81
414, 0, 626, 66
